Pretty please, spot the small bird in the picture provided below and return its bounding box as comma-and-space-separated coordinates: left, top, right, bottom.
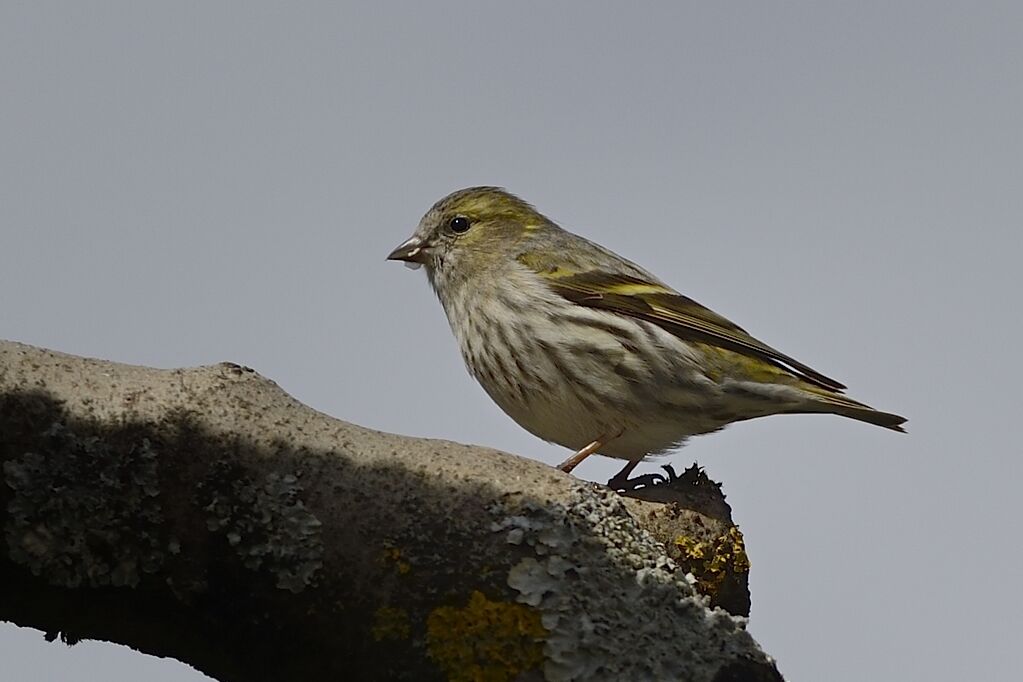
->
388, 187, 905, 489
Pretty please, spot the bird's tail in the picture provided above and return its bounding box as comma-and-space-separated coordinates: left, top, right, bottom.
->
797, 388, 907, 432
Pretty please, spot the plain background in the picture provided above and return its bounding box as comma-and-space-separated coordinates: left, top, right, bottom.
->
2, 2, 1020, 680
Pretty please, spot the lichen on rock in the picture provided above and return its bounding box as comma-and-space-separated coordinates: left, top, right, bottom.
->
3, 422, 166, 588
425, 590, 546, 682
676, 525, 751, 603
202, 465, 323, 593
492, 484, 767, 682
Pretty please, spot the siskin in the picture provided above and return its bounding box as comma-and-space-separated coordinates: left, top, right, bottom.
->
388, 187, 905, 489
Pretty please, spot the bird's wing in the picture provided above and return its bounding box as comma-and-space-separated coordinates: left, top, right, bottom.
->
528, 265, 846, 391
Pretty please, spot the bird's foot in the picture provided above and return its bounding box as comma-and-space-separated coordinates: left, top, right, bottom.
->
607, 472, 666, 492
607, 464, 684, 493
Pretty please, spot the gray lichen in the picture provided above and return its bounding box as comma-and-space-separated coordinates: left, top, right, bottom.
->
3, 423, 166, 588
203, 468, 323, 593
493, 485, 769, 682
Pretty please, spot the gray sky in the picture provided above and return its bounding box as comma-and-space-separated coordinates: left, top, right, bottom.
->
2, 2, 1020, 680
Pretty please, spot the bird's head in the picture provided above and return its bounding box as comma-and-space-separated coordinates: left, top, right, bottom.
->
387, 187, 552, 291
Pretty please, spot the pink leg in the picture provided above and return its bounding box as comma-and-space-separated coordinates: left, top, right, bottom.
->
556, 437, 607, 474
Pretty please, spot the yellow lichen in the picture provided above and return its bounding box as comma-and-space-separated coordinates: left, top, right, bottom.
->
372, 606, 411, 641
675, 526, 750, 597
426, 590, 546, 682
380, 545, 412, 575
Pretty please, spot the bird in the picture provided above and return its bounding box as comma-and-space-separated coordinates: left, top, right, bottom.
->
387, 187, 905, 490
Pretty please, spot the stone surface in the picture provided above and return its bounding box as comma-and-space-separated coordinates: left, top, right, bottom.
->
0, 340, 781, 681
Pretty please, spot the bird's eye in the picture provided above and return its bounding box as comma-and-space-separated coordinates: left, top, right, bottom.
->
449, 216, 471, 234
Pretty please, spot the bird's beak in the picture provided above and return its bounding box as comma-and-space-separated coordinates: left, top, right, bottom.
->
387, 236, 427, 269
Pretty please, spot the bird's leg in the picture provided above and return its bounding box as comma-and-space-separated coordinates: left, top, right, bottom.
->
606, 460, 640, 489
556, 437, 607, 474
557, 429, 625, 474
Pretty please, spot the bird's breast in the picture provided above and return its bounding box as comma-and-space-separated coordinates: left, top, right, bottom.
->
437, 272, 725, 456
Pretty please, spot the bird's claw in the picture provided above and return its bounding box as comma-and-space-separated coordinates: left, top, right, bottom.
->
607, 471, 667, 493
607, 464, 691, 493
658, 464, 681, 483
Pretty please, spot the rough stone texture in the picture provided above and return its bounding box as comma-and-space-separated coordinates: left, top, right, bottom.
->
0, 340, 782, 681
496, 487, 757, 681
628, 465, 752, 616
